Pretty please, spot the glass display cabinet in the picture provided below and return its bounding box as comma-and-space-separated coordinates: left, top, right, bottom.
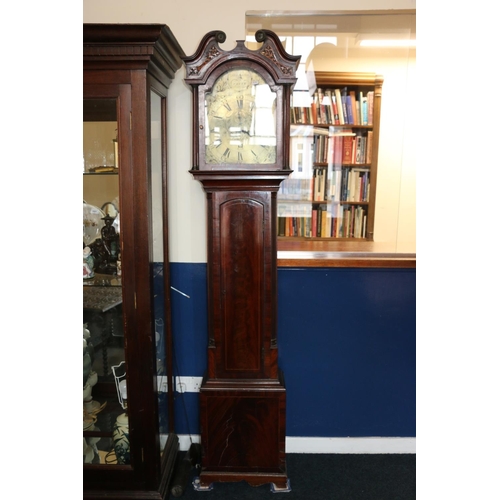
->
83, 24, 184, 499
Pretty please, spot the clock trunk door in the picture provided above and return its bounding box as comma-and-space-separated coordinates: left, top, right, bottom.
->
208, 190, 277, 380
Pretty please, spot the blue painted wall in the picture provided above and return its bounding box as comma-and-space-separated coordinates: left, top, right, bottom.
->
169, 263, 416, 438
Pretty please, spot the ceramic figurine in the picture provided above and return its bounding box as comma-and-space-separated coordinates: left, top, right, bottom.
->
113, 413, 130, 464
101, 214, 119, 257
83, 245, 95, 279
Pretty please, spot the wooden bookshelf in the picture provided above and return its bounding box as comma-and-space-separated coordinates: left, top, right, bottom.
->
279, 72, 383, 241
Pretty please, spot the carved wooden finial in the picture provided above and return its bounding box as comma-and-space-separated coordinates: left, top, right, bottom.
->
182, 29, 300, 85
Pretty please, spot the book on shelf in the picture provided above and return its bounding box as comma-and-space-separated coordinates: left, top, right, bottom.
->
312, 204, 328, 237
316, 205, 322, 237
354, 135, 363, 164
341, 88, 349, 126
323, 207, 332, 238
342, 130, 354, 164
367, 91, 374, 125
309, 92, 318, 124
313, 168, 327, 201
353, 133, 367, 164
310, 99, 318, 124
366, 131, 373, 164
327, 133, 334, 168
349, 90, 358, 125
311, 209, 317, 237
317, 88, 327, 124
346, 95, 354, 125
329, 168, 342, 202
334, 88, 344, 125
361, 97, 368, 125
278, 217, 286, 236
326, 89, 339, 124
322, 91, 332, 124
341, 208, 349, 238
358, 91, 364, 124
333, 135, 343, 165
303, 108, 309, 124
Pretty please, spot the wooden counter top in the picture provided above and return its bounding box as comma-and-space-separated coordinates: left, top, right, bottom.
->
277, 240, 416, 268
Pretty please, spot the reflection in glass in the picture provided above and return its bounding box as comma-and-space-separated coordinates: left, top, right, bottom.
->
248, 12, 416, 251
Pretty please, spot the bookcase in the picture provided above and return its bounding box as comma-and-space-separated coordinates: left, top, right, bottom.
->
278, 72, 383, 241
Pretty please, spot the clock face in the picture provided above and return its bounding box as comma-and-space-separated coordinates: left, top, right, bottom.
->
204, 68, 277, 165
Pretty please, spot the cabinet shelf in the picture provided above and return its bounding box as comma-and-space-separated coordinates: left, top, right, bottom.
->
83, 171, 119, 176
293, 123, 374, 129
313, 162, 371, 168
278, 236, 367, 241
339, 201, 369, 206
279, 199, 369, 206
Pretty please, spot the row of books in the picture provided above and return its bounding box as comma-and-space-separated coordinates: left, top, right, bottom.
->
278, 167, 370, 203
330, 168, 370, 203
314, 130, 373, 165
277, 205, 368, 239
312, 167, 370, 203
291, 88, 374, 126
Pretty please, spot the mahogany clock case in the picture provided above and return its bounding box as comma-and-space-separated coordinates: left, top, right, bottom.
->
183, 30, 299, 490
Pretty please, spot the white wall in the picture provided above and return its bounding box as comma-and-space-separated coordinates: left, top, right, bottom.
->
83, 0, 417, 261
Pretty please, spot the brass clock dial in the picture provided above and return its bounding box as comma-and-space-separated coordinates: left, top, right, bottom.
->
205, 68, 277, 165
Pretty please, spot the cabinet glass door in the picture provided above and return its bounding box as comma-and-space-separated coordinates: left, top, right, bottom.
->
83, 97, 129, 466
150, 88, 174, 458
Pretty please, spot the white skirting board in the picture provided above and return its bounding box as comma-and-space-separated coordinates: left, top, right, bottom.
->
286, 437, 416, 454
162, 435, 416, 454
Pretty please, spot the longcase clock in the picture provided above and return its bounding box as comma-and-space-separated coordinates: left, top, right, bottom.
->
183, 30, 299, 491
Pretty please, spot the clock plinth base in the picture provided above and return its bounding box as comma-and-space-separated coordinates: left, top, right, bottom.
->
199, 373, 287, 489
